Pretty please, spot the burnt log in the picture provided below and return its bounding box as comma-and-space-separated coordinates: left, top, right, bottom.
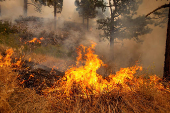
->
16, 60, 65, 94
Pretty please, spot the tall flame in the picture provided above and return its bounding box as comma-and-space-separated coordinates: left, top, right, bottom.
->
0, 45, 168, 98
47, 44, 145, 97
43, 43, 170, 98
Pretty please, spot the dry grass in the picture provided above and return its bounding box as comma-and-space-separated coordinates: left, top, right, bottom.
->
0, 49, 170, 113
45, 84, 170, 113
0, 66, 51, 113
23, 52, 75, 72
1, 65, 170, 113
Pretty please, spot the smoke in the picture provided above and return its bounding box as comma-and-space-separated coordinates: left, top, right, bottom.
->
91, 0, 169, 76
0, 0, 23, 20
0, 0, 169, 77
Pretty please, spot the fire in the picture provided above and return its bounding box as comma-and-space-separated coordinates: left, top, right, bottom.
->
0, 44, 169, 98
43, 44, 152, 97
41, 43, 170, 97
20, 74, 34, 84
0, 48, 21, 67
62, 44, 107, 95
26, 37, 44, 44
0, 49, 14, 67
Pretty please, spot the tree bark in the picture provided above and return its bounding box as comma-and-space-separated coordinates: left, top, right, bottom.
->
163, 7, 170, 81
24, 0, 28, 17
54, 0, 57, 30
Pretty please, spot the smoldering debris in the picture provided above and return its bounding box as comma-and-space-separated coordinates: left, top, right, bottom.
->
15, 59, 65, 94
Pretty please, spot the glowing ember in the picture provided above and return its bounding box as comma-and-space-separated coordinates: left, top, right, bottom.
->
20, 74, 34, 84
29, 58, 31, 62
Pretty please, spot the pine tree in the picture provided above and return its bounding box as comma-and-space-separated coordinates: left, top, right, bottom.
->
75, 0, 105, 30
97, 0, 152, 56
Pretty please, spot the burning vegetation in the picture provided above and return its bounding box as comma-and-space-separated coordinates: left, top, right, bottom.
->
25, 37, 44, 44
0, 43, 170, 113
1, 0, 170, 112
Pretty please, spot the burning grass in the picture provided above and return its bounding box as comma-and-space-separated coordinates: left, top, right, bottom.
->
0, 44, 170, 113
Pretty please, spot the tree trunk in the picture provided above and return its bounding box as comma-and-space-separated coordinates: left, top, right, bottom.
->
0, 4, 1, 17
163, 7, 170, 81
87, 17, 89, 30
24, 0, 27, 17
110, 14, 115, 55
54, 1, 57, 30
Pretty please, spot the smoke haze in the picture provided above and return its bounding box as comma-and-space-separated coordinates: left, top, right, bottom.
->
0, 0, 169, 76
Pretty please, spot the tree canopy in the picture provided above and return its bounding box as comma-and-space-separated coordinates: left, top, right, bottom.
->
97, 0, 153, 44
146, 4, 169, 28
34, 0, 63, 13
75, 0, 105, 30
75, 0, 105, 19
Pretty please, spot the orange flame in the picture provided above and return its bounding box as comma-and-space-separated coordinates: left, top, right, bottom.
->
42, 44, 142, 97
0, 45, 168, 98
26, 37, 44, 44
0, 49, 21, 67
0, 49, 13, 67
42, 44, 170, 97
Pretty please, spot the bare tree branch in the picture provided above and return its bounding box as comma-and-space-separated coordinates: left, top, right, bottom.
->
109, 0, 112, 14
27, 3, 40, 9
113, 0, 117, 15
146, 3, 170, 17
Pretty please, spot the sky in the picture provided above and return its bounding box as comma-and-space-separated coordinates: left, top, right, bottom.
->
0, 0, 170, 76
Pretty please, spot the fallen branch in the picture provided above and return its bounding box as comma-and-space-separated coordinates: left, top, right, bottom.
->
146, 3, 170, 17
